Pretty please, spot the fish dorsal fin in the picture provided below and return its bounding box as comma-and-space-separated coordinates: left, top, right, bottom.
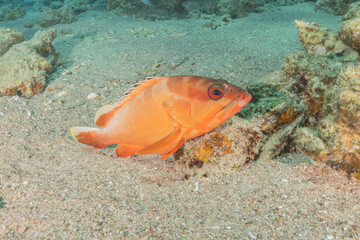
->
95, 77, 164, 127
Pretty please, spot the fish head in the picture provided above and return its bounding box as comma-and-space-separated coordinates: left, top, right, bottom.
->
167, 76, 251, 131
191, 78, 252, 130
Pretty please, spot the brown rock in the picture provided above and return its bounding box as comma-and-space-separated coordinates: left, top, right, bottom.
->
0, 29, 59, 98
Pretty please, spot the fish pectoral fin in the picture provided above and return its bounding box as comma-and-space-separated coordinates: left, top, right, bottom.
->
116, 144, 144, 158
160, 139, 186, 160
137, 128, 183, 156
163, 96, 194, 128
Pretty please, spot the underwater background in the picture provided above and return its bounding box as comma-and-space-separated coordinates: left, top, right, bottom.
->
1, 0, 360, 238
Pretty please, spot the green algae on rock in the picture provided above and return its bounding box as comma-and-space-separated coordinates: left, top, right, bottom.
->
0, 29, 59, 98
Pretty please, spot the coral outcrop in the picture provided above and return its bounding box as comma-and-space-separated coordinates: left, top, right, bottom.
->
343, 1, 360, 20
173, 117, 263, 176
315, 0, 358, 15
108, 0, 185, 19
181, 0, 218, 15
294, 20, 347, 55
294, 20, 358, 61
0, 29, 59, 98
65, 0, 90, 15
38, 6, 76, 27
0, 28, 24, 56
216, 0, 264, 19
339, 18, 360, 53
0, 4, 26, 21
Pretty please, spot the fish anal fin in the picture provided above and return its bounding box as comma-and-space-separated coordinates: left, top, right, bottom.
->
160, 139, 186, 160
116, 143, 143, 158
137, 128, 183, 156
163, 96, 194, 128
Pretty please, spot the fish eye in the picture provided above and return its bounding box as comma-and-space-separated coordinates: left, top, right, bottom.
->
208, 84, 225, 101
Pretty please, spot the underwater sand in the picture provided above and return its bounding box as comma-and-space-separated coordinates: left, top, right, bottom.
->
1, 2, 360, 239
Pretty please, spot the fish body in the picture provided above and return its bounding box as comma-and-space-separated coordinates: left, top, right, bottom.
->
71, 75, 252, 159
140, 0, 154, 7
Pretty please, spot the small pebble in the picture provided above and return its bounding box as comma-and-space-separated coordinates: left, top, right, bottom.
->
248, 232, 256, 239
56, 91, 66, 97
87, 93, 98, 99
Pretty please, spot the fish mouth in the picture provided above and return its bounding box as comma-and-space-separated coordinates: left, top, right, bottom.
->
240, 93, 252, 104
235, 92, 252, 108
215, 92, 252, 122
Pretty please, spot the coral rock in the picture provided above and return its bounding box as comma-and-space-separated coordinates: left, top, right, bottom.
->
0, 29, 59, 98
315, 0, 357, 15
339, 18, 360, 53
38, 6, 76, 27
65, 0, 90, 15
0, 4, 26, 21
295, 127, 327, 155
173, 117, 264, 176
216, 0, 264, 19
294, 20, 349, 56
0, 27, 24, 57
343, 1, 360, 21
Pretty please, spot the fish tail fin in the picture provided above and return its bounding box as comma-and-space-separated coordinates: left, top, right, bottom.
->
70, 127, 108, 148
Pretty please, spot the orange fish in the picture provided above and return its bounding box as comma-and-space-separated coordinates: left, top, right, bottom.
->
70, 75, 252, 159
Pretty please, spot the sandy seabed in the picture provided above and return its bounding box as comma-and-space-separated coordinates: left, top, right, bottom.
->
1, 2, 360, 239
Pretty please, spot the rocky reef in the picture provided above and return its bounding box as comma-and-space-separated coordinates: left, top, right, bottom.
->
174, 6, 360, 178
0, 29, 59, 98
107, 0, 186, 19
24, 0, 94, 27
106, 0, 311, 20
